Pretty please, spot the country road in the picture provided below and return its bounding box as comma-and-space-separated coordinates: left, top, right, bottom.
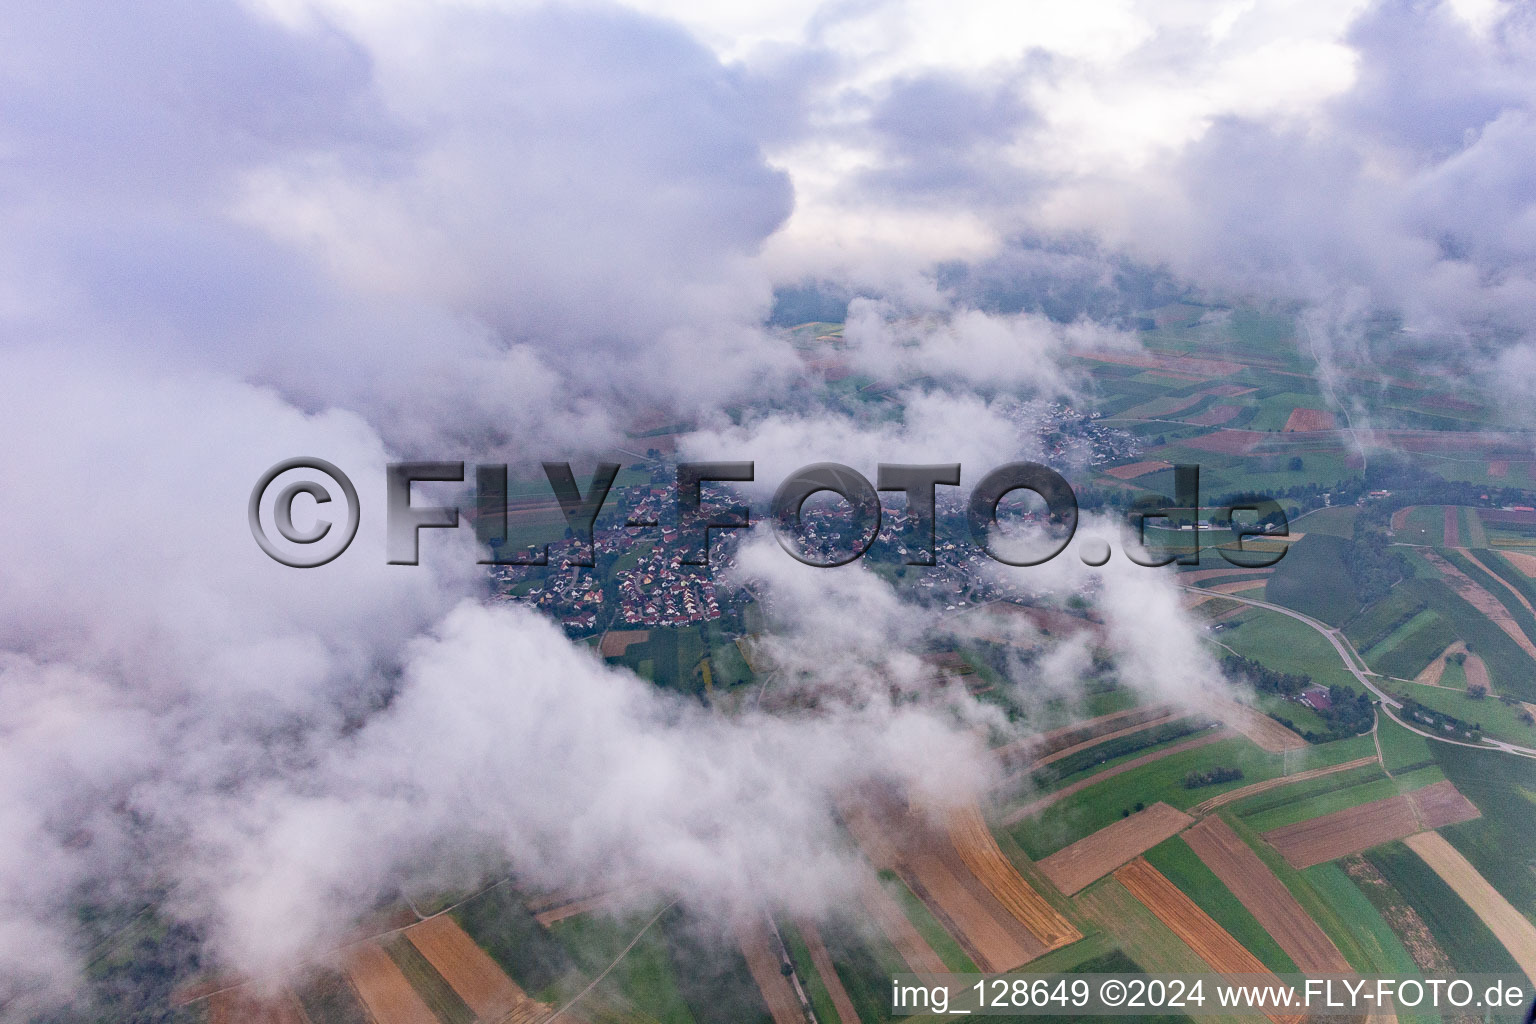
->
1184, 585, 1536, 761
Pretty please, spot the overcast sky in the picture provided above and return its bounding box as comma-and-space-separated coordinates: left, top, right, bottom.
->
2, 0, 1535, 1015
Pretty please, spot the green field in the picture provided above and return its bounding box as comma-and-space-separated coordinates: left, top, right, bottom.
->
1239, 765, 1445, 832
453, 885, 572, 997
1397, 680, 1536, 746
1265, 534, 1360, 625
777, 921, 841, 1024
1375, 713, 1436, 773
1214, 606, 1356, 690
1364, 608, 1456, 679
1432, 742, 1536, 922
1224, 761, 1387, 819
1293, 505, 1358, 538
1362, 842, 1522, 975
549, 907, 701, 1024
1010, 732, 1375, 859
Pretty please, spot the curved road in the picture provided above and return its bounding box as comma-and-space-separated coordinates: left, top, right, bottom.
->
1183, 584, 1536, 760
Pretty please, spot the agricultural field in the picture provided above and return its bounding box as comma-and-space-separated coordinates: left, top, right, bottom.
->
1261, 780, 1479, 869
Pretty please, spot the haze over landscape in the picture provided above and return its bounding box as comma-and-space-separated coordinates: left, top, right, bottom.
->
6, 2, 1536, 1022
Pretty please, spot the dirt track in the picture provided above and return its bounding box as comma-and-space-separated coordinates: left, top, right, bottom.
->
1405, 832, 1536, 983
1183, 817, 1350, 972
1036, 803, 1193, 895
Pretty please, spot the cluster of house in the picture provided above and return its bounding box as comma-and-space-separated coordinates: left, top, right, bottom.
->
615, 551, 723, 626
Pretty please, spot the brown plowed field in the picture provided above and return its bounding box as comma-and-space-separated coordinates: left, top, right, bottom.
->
1423, 550, 1536, 660
1180, 430, 1266, 455
208, 989, 310, 1024
1004, 730, 1228, 824
1283, 408, 1337, 432
1464, 653, 1491, 692
1409, 779, 1481, 829
1444, 507, 1461, 546
1115, 859, 1304, 1024
797, 920, 863, 1023
1405, 832, 1536, 982
344, 943, 438, 1024
1036, 803, 1194, 895
1263, 793, 1420, 869
1207, 699, 1306, 752
1262, 781, 1477, 869
405, 915, 535, 1021
1190, 756, 1379, 815
946, 803, 1080, 950
1104, 460, 1173, 480
1183, 818, 1349, 972
736, 918, 805, 1024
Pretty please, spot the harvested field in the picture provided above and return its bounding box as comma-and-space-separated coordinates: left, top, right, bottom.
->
1262, 781, 1478, 868
1036, 803, 1193, 896
1183, 817, 1350, 972
946, 803, 1079, 950
1189, 756, 1379, 815
796, 920, 862, 1024
345, 943, 438, 1024
1114, 858, 1266, 972
404, 915, 538, 1023
1423, 550, 1536, 660
1115, 860, 1303, 1024
1444, 506, 1460, 547
736, 917, 804, 1024
1104, 459, 1172, 480
1210, 579, 1266, 594
1207, 698, 1306, 752
1490, 460, 1510, 477
598, 630, 649, 657
1076, 880, 1210, 976
1414, 641, 1466, 686
1405, 832, 1536, 982
1283, 408, 1337, 432
207, 988, 310, 1024
904, 849, 1040, 970
1499, 550, 1536, 577
1004, 730, 1228, 823
1409, 779, 1481, 829
847, 793, 1068, 971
